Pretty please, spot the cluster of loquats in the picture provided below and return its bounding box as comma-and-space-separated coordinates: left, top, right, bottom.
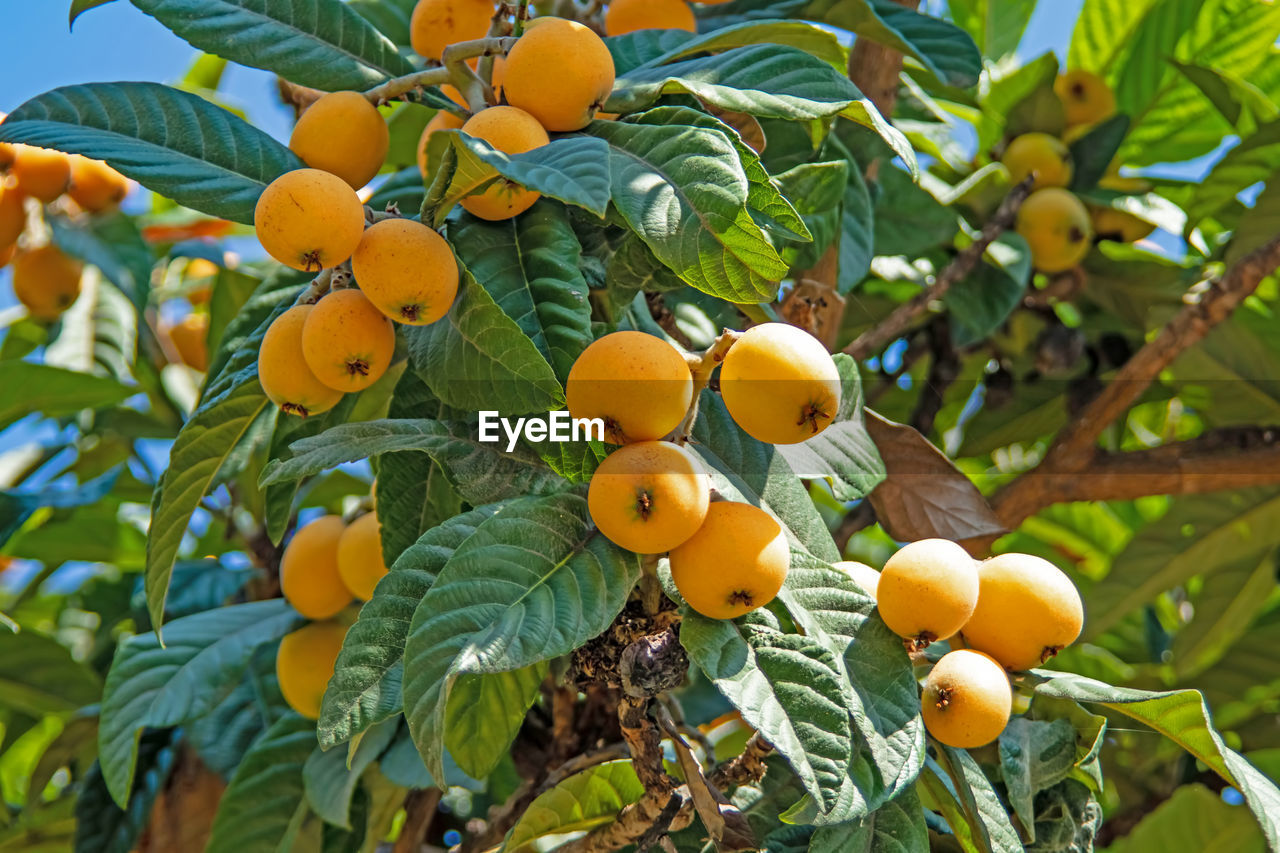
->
573, 324, 841, 620
274, 503, 390, 719
844, 539, 1084, 749
1004, 70, 1154, 274
1, 112, 130, 322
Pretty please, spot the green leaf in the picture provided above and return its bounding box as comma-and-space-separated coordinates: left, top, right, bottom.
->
128, 0, 413, 91
929, 746, 1023, 852
997, 718, 1077, 841
777, 555, 924, 823
609, 44, 864, 121
402, 493, 641, 782
838, 163, 874, 293
1084, 487, 1280, 638
444, 663, 548, 780
70, 0, 117, 27
773, 160, 847, 268
1187, 119, 1280, 226
404, 267, 564, 415
0, 362, 133, 432
206, 713, 316, 853
607, 20, 847, 76
1173, 60, 1280, 129
264, 396, 359, 544
318, 506, 501, 750
775, 355, 885, 502
947, 0, 1037, 61
1068, 0, 1162, 75
804, 0, 981, 88
429, 135, 612, 223
1171, 549, 1278, 680
1034, 671, 1280, 847
446, 205, 594, 382
74, 729, 177, 853
1104, 783, 1265, 853
0, 468, 121, 546
1066, 113, 1130, 193
690, 391, 840, 562
98, 600, 299, 807
504, 760, 645, 852
261, 419, 566, 506
872, 164, 956, 258
0, 631, 102, 717
945, 257, 1028, 348
807, 786, 928, 852
302, 719, 397, 829
681, 611, 855, 817
586, 111, 787, 303
0, 82, 304, 224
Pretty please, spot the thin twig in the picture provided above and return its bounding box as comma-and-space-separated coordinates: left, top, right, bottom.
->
673, 329, 742, 444
845, 177, 1035, 360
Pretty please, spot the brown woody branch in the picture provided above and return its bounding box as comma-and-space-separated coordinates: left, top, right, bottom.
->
989, 235, 1280, 531
844, 177, 1035, 360
846, 0, 919, 119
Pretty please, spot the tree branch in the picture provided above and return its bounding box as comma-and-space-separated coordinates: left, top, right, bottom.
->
990, 235, 1280, 530
844, 177, 1034, 360
845, 0, 919, 120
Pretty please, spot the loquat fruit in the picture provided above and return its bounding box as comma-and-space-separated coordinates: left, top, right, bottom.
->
351, 218, 459, 325
566, 331, 693, 444
719, 323, 841, 445
587, 440, 710, 554
300, 288, 396, 393
280, 515, 352, 620
259, 305, 346, 417
336, 511, 389, 601
0, 184, 24, 248
1054, 70, 1116, 128
276, 620, 348, 720
0, 243, 14, 270
960, 552, 1084, 672
1001, 132, 1073, 191
670, 501, 789, 620
458, 106, 550, 220
605, 0, 697, 35
10, 145, 70, 203
170, 313, 210, 372
254, 168, 366, 272
503, 17, 616, 132
876, 539, 978, 650
1015, 188, 1093, 273
920, 649, 1012, 748
12, 244, 83, 321
410, 0, 495, 61
67, 155, 129, 212
289, 91, 390, 190
833, 560, 880, 599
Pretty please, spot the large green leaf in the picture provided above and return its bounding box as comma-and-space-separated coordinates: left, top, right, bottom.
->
607, 20, 847, 75
446, 205, 594, 382
690, 391, 840, 562
0, 631, 102, 717
1186, 119, 1280, 226
260, 419, 566, 506
1068, 0, 1162, 74
1104, 783, 1265, 853
804, 0, 981, 88
317, 506, 501, 749
302, 718, 397, 829
504, 760, 645, 852
74, 729, 177, 853
404, 267, 564, 415
205, 713, 316, 853
807, 786, 928, 852
925, 747, 1022, 853
128, 0, 413, 91
1084, 487, 1280, 638
946, 0, 1036, 61
0, 362, 133, 432
776, 555, 923, 824
428, 135, 612, 223
444, 663, 548, 781
873, 164, 956, 258
0, 83, 303, 224
0, 468, 120, 547
1171, 549, 1278, 680
1035, 672, 1280, 847
98, 600, 299, 807
610, 43, 863, 121
586, 111, 787, 303
402, 493, 641, 782
682, 609, 855, 817
775, 355, 885, 502
997, 718, 1076, 841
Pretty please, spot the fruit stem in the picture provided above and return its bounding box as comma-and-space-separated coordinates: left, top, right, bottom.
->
639, 553, 662, 615
672, 329, 742, 445
511, 0, 532, 36
296, 268, 335, 305
362, 37, 518, 109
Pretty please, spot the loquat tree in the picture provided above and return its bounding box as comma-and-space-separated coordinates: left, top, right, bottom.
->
2, 1, 1280, 851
